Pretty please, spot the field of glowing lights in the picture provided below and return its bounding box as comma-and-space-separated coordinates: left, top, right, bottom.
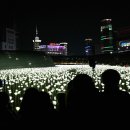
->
0, 64, 130, 111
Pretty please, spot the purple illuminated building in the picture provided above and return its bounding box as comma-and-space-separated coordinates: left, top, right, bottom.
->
39, 42, 68, 55
33, 26, 68, 55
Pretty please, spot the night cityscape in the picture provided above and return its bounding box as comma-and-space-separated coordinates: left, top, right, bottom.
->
1, 1, 130, 54
0, 0, 130, 127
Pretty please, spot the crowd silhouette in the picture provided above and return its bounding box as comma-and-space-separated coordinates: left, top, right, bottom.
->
0, 69, 130, 127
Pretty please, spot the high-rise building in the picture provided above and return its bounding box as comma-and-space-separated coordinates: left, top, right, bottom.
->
100, 19, 114, 53
33, 26, 41, 51
84, 38, 95, 55
0, 27, 17, 50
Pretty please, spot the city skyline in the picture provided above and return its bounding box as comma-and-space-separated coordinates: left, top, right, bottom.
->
1, 1, 130, 55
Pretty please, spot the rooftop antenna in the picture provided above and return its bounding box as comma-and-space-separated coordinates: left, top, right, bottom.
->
36, 24, 38, 36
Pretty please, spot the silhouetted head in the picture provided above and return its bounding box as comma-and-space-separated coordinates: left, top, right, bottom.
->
73, 74, 95, 93
101, 69, 121, 92
66, 74, 98, 112
20, 87, 40, 112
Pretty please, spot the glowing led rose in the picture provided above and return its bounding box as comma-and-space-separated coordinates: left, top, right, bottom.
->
1, 64, 130, 111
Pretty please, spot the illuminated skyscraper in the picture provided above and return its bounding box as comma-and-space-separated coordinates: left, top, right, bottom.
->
33, 26, 41, 51
84, 38, 95, 55
100, 19, 114, 53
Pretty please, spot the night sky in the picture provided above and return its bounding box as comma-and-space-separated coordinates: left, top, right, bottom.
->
1, 0, 130, 55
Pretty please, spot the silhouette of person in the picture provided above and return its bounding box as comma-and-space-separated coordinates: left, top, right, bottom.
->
18, 87, 41, 125
101, 69, 127, 95
56, 92, 66, 113
18, 88, 57, 127
66, 74, 99, 113
88, 57, 96, 71
0, 92, 16, 127
100, 69, 130, 125
65, 74, 100, 128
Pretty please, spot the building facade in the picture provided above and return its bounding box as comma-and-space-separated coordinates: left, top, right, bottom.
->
39, 42, 68, 55
0, 27, 16, 50
33, 26, 68, 55
100, 19, 114, 53
116, 26, 130, 53
84, 38, 95, 55
32, 26, 41, 51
